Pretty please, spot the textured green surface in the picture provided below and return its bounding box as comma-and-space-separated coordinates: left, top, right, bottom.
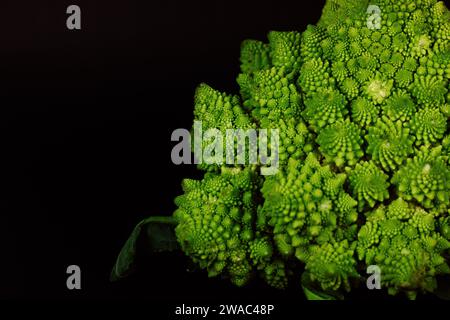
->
114, 0, 450, 299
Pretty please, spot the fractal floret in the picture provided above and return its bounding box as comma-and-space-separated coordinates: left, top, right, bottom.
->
114, 0, 450, 300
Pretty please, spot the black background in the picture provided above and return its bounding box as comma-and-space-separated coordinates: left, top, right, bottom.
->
0, 0, 448, 307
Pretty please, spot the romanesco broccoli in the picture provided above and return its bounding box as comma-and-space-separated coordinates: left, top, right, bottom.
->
116, 0, 450, 300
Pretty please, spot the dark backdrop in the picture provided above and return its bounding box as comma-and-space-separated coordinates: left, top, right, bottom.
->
1, 0, 446, 306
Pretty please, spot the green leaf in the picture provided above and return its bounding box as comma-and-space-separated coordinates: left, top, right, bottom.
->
110, 216, 179, 281
434, 275, 450, 300
303, 285, 337, 300
301, 272, 342, 300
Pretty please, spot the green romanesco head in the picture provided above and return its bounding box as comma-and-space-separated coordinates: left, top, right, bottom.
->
172, 0, 450, 299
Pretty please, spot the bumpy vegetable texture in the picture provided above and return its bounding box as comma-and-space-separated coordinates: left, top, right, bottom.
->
113, 0, 450, 299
